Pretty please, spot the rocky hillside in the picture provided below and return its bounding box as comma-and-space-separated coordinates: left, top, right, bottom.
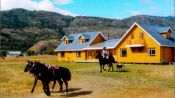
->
0, 8, 174, 50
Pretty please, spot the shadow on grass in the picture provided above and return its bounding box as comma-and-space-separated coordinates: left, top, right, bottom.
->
61, 91, 93, 97
52, 88, 82, 93
108, 70, 130, 73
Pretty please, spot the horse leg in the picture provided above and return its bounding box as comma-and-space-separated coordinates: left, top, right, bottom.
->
31, 77, 38, 93
108, 64, 111, 72
111, 63, 114, 72
51, 80, 56, 92
63, 79, 68, 93
103, 64, 106, 71
100, 65, 102, 72
42, 81, 51, 96
117, 65, 119, 71
58, 79, 63, 92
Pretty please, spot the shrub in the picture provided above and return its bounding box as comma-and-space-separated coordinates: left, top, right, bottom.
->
0, 50, 7, 57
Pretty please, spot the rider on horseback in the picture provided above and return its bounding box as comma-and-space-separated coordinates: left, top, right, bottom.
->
102, 47, 109, 59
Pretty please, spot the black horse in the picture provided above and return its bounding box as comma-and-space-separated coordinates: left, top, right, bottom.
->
24, 61, 39, 93
95, 52, 116, 72
24, 61, 55, 94
24, 61, 71, 96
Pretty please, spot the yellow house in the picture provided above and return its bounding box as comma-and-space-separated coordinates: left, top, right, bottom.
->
54, 31, 106, 62
55, 23, 175, 63
113, 23, 175, 63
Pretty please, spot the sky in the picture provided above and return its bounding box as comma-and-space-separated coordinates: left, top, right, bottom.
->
1, 0, 174, 19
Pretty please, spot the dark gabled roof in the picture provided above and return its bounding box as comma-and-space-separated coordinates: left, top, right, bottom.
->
55, 31, 104, 51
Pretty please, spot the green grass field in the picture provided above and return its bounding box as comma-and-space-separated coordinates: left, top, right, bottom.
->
0, 55, 175, 98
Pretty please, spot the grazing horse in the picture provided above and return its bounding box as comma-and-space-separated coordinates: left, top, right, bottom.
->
95, 52, 116, 72
24, 61, 71, 96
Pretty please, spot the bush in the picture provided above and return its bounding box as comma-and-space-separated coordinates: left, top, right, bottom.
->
0, 50, 7, 57
45, 50, 57, 55
27, 51, 35, 56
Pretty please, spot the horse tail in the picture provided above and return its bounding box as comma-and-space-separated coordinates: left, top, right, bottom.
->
61, 67, 71, 81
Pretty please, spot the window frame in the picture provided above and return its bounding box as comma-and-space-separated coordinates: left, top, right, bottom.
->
131, 33, 134, 39
61, 52, 65, 57
120, 48, 127, 57
148, 48, 156, 57
76, 51, 81, 57
139, 32, 144, 39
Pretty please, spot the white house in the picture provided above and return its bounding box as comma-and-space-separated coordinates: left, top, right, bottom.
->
6, 51, 22, 57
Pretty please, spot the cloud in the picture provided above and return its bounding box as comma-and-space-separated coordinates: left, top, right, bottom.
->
128, 5, 173, 17
52, 0, 73, 5
129, 10, 142, 15
128, 6, 160, 16
1, 0, 78, 16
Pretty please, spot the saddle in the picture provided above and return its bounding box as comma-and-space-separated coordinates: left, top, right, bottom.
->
45, 64, 59, 80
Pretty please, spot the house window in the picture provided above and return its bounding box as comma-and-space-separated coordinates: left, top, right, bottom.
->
61, 52, 65, 57
148, 48, 156, 56
131, 33, 134, 39
81, 39, 85, 43
64, 40, 69, 44
92, 51, 96, 58
64, 40, 73, 44
139, 32, 144, 39
76, 51, 81, 57
120, 49, 127, 57
80, 38, 88, 44
88, 51, 92, 59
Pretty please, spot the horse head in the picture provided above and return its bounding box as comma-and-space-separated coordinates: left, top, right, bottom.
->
95, 52, 102, 59
30, 61, 48, 75
24, 60, 33, 72
29, 61, 40, 74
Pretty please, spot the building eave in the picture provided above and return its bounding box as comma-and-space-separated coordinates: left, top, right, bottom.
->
87, 32, 106, 46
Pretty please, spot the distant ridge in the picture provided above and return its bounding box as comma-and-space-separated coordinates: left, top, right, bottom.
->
0, 8, 174, 50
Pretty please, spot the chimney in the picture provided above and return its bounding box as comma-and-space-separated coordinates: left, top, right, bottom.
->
107, 34, 110, 40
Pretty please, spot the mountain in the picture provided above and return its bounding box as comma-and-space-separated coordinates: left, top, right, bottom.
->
0, 8, 174, 50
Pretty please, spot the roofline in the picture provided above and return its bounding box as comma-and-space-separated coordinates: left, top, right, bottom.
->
77, 34, 85, 39
114, 22, 162, 48
136, 23, 161, 45
84, 47, 114, 50
160, 27, 174, 33
168, 27, 174, 33
87, 32, 106, 46
160, 45, 175, 47
55, 49, 84, 52
113, 23, 136, 48
61, 36, 68, 41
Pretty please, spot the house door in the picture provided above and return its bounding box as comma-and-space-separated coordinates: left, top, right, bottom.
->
85, 51, 88, 60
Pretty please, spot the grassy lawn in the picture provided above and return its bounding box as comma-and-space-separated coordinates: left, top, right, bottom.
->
0, 55, 175, 98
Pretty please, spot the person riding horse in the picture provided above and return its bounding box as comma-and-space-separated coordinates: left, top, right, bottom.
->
102, 47, 109, 59
95, 47, 116, 72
